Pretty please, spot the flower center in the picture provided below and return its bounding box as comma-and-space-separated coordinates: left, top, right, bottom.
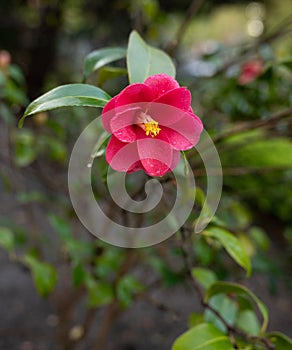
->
144, 121, 161, 137
137, 112, 161, 138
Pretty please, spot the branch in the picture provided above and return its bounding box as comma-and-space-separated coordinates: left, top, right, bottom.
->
179, 228, 275, 350
213, 107, 292, 144
166, 0, 205, 55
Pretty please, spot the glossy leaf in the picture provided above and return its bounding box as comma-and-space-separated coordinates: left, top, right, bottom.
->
203, 227, 251, 276
268, 331, 292, 349
205, 282, 268, 333
97, 66, 128, 87
19, 84, 111, 127
83, 47, 127, 80
24, 254, 58, 297
0, 227, 14, 252
127, 30, 176, 84
172, 323, 233, 350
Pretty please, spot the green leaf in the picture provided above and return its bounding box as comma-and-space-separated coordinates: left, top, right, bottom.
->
127, 30, 176, 84
192, 268, 217, 289
172, 323, 233, 350
205, 282, 268, 333
72, 262, 86, 287
204, 294, 238, 333
268, 331, 292, 350
203, 227, 251, 276
97, 66, 128, 87
12, 129, 37, 167
24, 254, 58, 297
188, 313, 205, 328
236, 309, 261, 336
19, 84, 111, 127
117, 275, 144, 308
87, 280, 114, 308
0, 227, 14, 252
83, 47, 127, 80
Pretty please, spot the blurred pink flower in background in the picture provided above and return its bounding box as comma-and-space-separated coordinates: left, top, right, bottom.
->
102, 74, 203, 176
238, 58, 264, 85
0, 50, 11, 73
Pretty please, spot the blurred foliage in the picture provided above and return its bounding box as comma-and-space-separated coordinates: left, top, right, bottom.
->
0, 0, 292, 349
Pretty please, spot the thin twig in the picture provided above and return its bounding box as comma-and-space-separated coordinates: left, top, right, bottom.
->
166, 0, 205, 55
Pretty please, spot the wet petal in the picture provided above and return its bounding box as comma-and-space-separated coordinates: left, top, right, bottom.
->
154, 87, 191, 111
110, 107, 139, 142
144, 74, 180, 99
106, 136, 141, 172
137, 138, 174, 177
159, 114, 203, 150
116, 83, 153, 106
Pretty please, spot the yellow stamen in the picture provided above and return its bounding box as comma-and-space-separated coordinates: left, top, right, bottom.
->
144, 121, 161, 137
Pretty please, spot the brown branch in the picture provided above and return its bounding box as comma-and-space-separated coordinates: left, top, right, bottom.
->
166, 0, 205, 55
91, 249, 139, 350
213, 107, 292, 144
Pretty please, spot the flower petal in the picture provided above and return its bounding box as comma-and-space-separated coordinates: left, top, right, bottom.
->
116, 83, 153, 106
154, 87, 191, 111
158, 113, 203, 150
144, 74, 180, 99
137, 138, 175, 176
106, 136, 142, 172
109, 106, 140, 142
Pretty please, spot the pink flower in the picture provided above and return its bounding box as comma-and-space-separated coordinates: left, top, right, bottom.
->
102, 74, 203, 177
238, 59, 264, 85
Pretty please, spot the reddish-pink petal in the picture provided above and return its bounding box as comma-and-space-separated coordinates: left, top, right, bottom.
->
154, 87, 191, 111
109, 107, 140, 142
158, 113, 203, 150
106, 136, 141, 172
137, 138, 174, 176
116, 83, 153, 106
102, 95, 118, 132
144, 74, 180, 99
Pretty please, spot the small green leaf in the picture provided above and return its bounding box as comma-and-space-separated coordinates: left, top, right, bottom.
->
72, 262, 86, 287
0, 227, 14, 252
87, 280, 114, 308
127, 30, 176, 84
117, 275, 144, 308
24, 254, 58, 297
19, 84, 111, 127
268, 331, 292, 349
205, 282, 268, 333
192, 268, 217, 289
203, 227, 251, 276
97, 66, 128, 87
172, 323, 233, 350
236, 309, 261, 336
83, 47, 127, 80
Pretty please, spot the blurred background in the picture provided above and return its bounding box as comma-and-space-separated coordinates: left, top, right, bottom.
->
0, 0, 292, 349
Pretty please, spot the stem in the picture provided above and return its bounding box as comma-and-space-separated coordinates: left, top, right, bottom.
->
179, 228, 275, 350
92, 301, 120, 350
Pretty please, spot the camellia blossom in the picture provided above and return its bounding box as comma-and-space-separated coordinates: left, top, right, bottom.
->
238, 58, 264, 85
102, 73, 203, 177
